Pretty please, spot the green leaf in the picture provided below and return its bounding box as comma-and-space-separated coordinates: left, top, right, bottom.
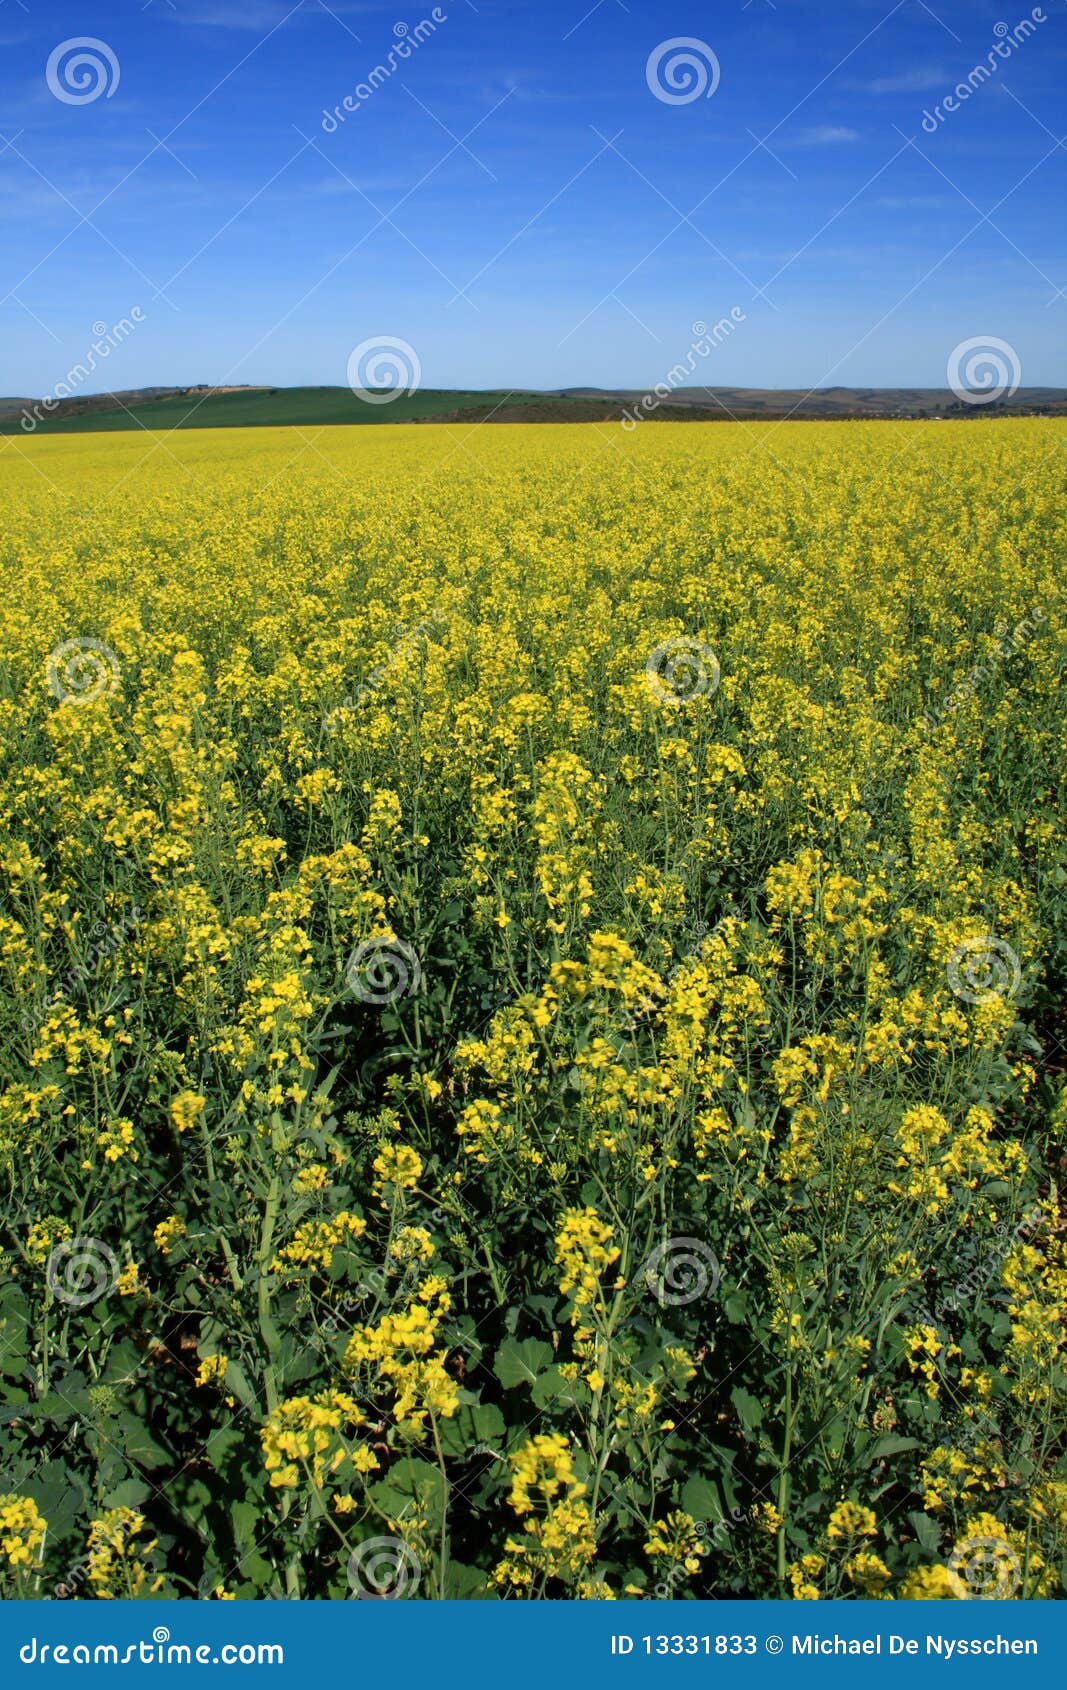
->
868, 1434, 921, 1461
243, 1553, 277, 1591
730, 1387, 764, 1432
172, 1476, 216, 1533
531, 1364, 581, 1411
102, 1340, 146, 1385
908, 1510, 942, 1553
223, 1359, 259, 1411
437, 1400, 505, 1460
493, 1337, 553, 1390
443, 1559, 490, 1599
34, 1390, 81, 1425
27, 1461, 88, 1541
205, 1427, 246, 1474
823, 1415, 847, 1459
0, 1284, 31, 1361
102, 1477, 151, 1510
681, 1474, 723, 1524
116, 1416, 171, 1469
368, 1456, 445, 1520
231, 1500, 260, 1551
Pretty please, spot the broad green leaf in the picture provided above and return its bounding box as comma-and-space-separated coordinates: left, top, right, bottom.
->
493, 1337, 553, 1390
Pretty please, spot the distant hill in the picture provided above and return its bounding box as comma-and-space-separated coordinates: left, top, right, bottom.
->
2, 383, 1065, 435
558, 385, 1067, 419
0, 385, 543, 435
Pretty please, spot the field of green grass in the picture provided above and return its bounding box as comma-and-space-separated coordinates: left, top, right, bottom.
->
0, 387, 552, 435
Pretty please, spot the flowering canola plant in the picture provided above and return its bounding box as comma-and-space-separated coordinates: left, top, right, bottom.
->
0, 419, 1064, 1599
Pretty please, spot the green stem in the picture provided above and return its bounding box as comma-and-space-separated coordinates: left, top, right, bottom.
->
776, 1363, 794, 1588
429, 1408, 450, 1599
257, 1159, 300, 1600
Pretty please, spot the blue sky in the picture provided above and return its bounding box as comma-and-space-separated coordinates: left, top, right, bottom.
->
1, 0, 1065, 393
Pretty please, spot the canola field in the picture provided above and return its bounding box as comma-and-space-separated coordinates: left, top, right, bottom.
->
0, 419, 1065, 1601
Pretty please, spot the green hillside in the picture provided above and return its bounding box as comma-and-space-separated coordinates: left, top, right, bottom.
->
5, 384, 1065, 436
0, 386, 548, 435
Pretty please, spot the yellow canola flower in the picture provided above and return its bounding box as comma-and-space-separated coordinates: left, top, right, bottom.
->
0, 1495, 46, 1567
826, 1500, 878, 1540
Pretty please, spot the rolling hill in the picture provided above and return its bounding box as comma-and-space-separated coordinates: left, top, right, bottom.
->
2, 383, 1065, 435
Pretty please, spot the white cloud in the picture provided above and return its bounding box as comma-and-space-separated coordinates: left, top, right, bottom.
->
876, 194, 951, 209
168, 1, 306, 30
867, 65, 947, 93
169, 0, 382, 26
793, 124, 860, 145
